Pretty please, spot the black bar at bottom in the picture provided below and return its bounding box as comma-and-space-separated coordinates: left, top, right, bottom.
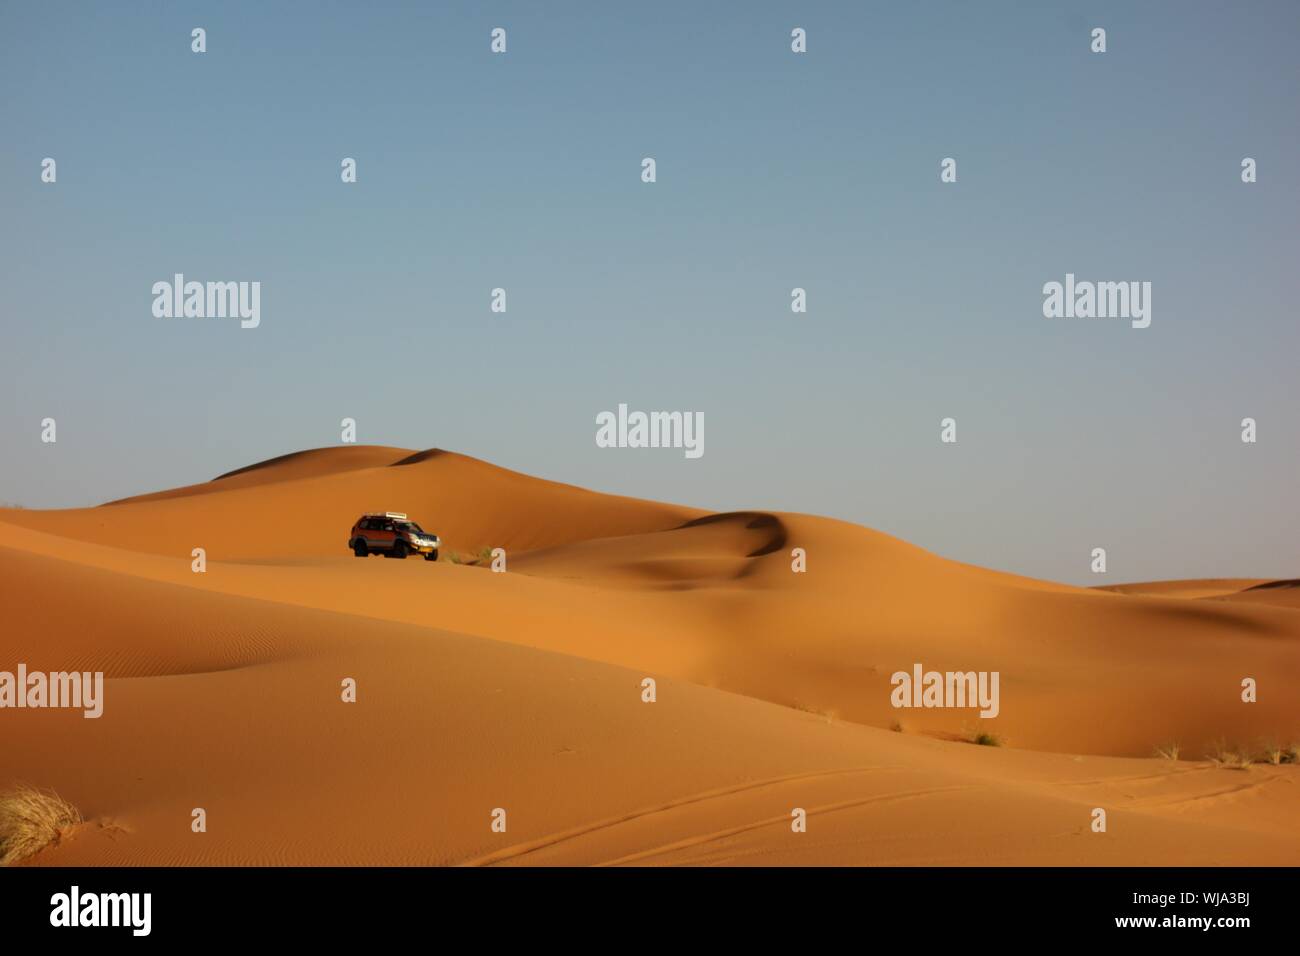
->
0, 866, 1285, 941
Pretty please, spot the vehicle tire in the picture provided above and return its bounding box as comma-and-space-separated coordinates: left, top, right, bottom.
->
392, 540, 408, 559
425, 550, 438, 562
352, 539, 368, 557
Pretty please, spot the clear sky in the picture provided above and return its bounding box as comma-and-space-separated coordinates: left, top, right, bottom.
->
2, 1, 1297, 585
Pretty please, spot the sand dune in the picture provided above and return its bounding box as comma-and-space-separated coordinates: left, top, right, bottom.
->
2, 446, 1297, 866
1099, 577, 1300, 609
2, 447, 699, 560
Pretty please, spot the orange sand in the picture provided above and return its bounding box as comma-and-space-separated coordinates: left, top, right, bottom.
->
2, 447, 1297, 865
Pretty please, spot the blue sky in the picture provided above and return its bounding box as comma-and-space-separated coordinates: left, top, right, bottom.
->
2, 1, 1297, 584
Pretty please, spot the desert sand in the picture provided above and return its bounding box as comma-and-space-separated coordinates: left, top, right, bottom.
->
2, 446, 1297, 865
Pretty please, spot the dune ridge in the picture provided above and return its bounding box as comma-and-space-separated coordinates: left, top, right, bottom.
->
2, 445, 1297, 866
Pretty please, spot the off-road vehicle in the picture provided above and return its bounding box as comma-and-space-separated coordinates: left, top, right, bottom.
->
349, 512, 440, 561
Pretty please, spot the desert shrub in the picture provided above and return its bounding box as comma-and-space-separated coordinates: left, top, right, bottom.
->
0, 785, 81, 865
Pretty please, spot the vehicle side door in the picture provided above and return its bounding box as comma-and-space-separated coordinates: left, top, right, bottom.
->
373, 519, 396, 550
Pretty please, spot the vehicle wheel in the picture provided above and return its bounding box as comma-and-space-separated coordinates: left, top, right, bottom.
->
392, 541, 408, 559
425, 550, 438, 562
352, 539, 368, 557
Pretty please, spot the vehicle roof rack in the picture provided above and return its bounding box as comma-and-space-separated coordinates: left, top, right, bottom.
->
362, 511, 408, 520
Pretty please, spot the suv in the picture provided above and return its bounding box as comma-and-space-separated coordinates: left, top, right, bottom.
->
349, 512, 441, 561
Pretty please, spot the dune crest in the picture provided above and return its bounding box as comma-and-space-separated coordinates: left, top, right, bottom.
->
2, 445, 1297, 866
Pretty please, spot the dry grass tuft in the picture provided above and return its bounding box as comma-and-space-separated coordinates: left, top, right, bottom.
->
961, 724, 1001, 747
1259, 739, 1300, 766
0, 785, 82, 866
1261, 740, 1286, 766
1206, 740, 1253, 771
